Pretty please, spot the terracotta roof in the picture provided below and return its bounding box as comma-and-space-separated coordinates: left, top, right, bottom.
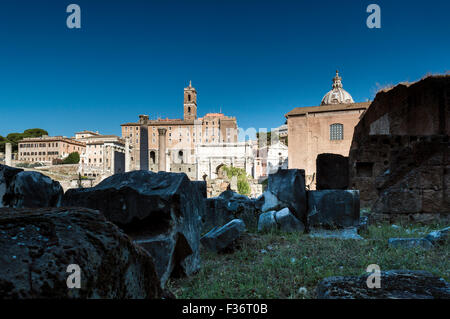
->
285, 102, 370, 118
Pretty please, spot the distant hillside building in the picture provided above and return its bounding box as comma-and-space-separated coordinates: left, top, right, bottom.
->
18, 136, 86, 164
285, 71, 370, 188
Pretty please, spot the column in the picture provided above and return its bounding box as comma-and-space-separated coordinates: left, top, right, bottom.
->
110, 146, 115, 174
125, 138, 131, 172
158, 128, 167, 172
5, 143, 12, 167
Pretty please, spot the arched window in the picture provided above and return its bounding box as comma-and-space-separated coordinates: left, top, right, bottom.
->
150, 151, 156, 164
188, 106, 191, 113
188, 94, 191, 102
330, 123, 344, 140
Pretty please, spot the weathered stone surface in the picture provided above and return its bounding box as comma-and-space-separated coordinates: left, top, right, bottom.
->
275, 208, 304, 233
388, 238, 434, 249
3, 170, 63, 208
260, 191, 284, 213
267, 169, 307, 223
316, 153, 349, 190
349, 76, 450, 222
192, 181, 207, 199
309, 227, 363, 240
258, 211, 277, 233
425, 226, 450, 245
307, 190, 360, 229
62, 170, 203, 287
201, 219, 246, 253
316, 270, 450, 299
0, 164, 23, 207
203, 190, 259, 232
0, 207, 161, 299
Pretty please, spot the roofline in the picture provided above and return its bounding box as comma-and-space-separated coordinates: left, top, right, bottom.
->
285, 102, 371, 118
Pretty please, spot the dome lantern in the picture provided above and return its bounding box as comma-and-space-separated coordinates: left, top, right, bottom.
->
321, 70, 354, 105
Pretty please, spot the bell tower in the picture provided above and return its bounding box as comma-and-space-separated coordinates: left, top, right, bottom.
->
184, 81, 197, 121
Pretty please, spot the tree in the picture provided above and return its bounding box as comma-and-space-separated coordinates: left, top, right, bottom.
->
4, 128, 48, 152
0, 136, 7, 153
62, 152, 80, 164
22, 128, 48, 138
221, 165, 251, 196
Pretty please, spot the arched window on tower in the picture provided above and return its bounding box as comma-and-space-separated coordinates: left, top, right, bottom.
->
188, 94, 191, 102
330, 123, 344, 140
188, 106, 191, 114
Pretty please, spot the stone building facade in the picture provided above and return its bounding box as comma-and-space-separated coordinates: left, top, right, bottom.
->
74, 132, 126, 177
195, 141, 256, 180
254, 141, 288, 179
18, 136, 86, 164
285, 71, 370, 188
349, 75, 450, 223
120, 82, 238, 180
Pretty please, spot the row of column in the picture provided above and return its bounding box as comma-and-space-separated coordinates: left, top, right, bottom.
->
124, 128, 167, 173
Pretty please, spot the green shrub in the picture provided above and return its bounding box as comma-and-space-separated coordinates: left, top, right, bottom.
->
62, 152, 80, 164
221, 165, 251, 196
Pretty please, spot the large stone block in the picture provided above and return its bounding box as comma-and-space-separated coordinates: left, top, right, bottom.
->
0, 164, 23, 207
316, 153, 349, 190
0, 207, 161, 298
202, 190, 259, 232
388, 238, 434, 249
267, 169, 307, 223
307, 190, 360, 228
200, 219, 246, 253
257, 211, 277, 233
1, 165, 63, 208
275, 208, 304, 233
62, 170, 203, 287
316, 270, 450, 299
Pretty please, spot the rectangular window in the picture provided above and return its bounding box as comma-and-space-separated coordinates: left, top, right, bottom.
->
330, 123, 344, 140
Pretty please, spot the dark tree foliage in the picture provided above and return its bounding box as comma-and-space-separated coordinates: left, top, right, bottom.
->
1, 128, 48, 152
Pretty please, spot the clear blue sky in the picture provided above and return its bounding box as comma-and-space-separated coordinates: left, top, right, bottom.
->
0, 0, 449, 139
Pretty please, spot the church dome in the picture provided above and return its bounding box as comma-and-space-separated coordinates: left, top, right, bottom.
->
321, 71, 354, 105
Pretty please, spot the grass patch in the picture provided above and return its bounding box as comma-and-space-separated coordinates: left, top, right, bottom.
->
168, 223, 449, 299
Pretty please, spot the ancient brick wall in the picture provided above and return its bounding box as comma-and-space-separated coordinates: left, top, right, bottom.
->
349, 76, 450, 223
349, 75, 450, 222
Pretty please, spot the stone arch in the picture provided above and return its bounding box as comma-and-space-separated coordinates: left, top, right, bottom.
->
216, 163, 227, 178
